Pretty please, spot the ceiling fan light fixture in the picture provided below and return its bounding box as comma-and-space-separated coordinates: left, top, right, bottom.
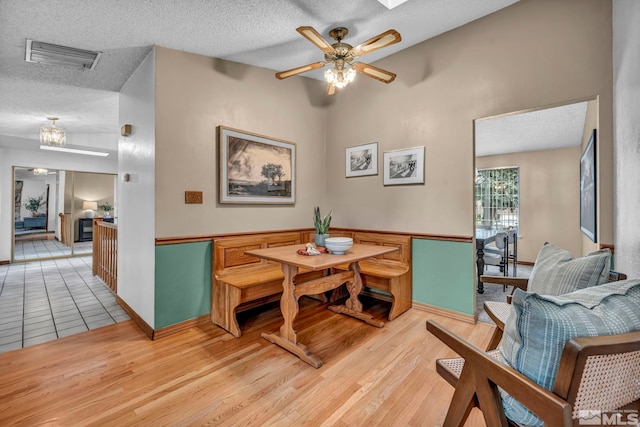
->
324, 65, 356, 89
40, 117, 66, 147
277, 26, 400, 96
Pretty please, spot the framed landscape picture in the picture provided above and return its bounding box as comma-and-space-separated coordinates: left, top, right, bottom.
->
218, 126, 296, 204
580, 129, 597, 242
346, 142, 378, 177
383, 146, 425, 186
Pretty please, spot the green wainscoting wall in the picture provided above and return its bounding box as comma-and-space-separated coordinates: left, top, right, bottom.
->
155, 241, 212, 329
412, 238, 475, 315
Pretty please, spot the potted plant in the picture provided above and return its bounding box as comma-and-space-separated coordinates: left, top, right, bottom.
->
98, 202, 114, 218
313, 206, 332, 247
24, 194, 45, 216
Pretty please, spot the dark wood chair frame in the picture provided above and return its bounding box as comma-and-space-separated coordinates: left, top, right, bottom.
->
427, 320, 640, 427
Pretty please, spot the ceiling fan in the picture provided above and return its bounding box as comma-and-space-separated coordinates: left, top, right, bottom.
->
276, 26, 402, 96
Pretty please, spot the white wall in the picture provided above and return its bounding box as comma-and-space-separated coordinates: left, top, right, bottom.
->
613, 0, 640, 277
324, 0, 613, 238
153, 47, 327, 238
0, 145, 117, 262
118, 48, 156, 327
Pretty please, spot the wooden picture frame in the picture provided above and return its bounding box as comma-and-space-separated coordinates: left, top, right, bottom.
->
346, 142, 378, 177
580, 129, 597, 242
383, 146, 425, 186
218, 126, 296, 204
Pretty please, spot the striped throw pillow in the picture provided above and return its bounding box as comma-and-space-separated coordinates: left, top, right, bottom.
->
527, 242, 611, 295
499, 280, 640, 426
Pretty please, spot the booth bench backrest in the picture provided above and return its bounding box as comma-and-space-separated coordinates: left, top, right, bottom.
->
214, 231, 302, 276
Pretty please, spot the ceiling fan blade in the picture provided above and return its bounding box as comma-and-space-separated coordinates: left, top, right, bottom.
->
275, 62, 325, 80
326, 83, 337, 96
353, 62, 397, 83
296, 26, 335, 54
352, 29, 401, 57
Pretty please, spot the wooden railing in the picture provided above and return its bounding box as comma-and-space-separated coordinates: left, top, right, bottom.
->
59, 212, 72, 246
93, 220, 117, 292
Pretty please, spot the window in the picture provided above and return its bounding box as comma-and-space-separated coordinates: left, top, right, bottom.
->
475, 167, 519, 230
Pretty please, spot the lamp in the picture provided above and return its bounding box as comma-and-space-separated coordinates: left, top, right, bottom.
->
33, 168, 48, 176
40, 117, 66, 147
324, 60, 356, 89
82, 201, 97, 218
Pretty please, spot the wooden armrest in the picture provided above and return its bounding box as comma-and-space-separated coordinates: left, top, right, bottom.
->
426, 320, 572, 426
609, 270, 628, 282
480, 275, 529, 291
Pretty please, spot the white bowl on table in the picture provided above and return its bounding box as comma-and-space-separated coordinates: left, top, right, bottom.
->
324, 237, 353, 254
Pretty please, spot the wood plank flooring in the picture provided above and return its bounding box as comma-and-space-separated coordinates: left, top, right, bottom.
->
0, 297, 493, 426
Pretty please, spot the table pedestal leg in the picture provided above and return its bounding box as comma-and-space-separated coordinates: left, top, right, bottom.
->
476, 246, 485, 294
328, 262, 384, 328
263, 261, 384, 368
261, 264, 323, 368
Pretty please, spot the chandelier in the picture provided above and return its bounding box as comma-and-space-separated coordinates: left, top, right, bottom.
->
324, 60, 356, 89
40, 117, 66, 147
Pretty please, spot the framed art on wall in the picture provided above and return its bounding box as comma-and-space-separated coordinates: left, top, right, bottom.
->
580, 129, 597, 242
346, 142, 378, 177
218, 126, 296, 204
383, 146, 425, 186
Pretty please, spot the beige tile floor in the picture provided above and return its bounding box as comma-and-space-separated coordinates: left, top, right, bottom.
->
13, 239, 92, 261
0, 256, 130, 354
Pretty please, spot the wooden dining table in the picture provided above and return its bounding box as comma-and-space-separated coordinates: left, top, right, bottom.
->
245, 243, 398, 368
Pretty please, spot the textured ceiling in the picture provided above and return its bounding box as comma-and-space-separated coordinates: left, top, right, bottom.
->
475, 101, 589, 157
0, 0, 522, 154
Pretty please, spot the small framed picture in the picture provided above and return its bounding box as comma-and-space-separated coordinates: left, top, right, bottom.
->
383, 146, 425, 186
345, 142, 378, 177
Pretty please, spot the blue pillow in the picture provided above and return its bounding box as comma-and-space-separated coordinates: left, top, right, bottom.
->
527, 242, 611, 295
499, 280, 640, 426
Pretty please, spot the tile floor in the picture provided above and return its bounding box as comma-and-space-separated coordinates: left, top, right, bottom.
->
13, 240, 92, 261
0, 256, 130, 354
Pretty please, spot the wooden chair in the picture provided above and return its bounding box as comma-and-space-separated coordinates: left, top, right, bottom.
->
481, 271, 628, 351
483, 232, 509, 278
427, 320, 640, 427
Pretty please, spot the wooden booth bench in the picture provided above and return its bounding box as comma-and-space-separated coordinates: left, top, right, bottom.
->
211, 231, 325, 337
331, 231, 412, 321
211, 230, 413, 337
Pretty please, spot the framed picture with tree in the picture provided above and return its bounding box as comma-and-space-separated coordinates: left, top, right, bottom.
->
218, 126, 296, 204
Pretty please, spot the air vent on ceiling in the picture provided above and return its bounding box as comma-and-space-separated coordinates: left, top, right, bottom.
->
25, 39, 102, 70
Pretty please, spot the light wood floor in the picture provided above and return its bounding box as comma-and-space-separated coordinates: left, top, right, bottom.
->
0, 297, 493, 426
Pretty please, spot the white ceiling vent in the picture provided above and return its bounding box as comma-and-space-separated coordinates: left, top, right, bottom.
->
25, 39, 101, 70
